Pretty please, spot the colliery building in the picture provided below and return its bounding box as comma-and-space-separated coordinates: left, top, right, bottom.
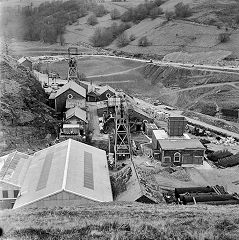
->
13, 139, 113, 209
152, 117, 205, 165
49, 81, 86, 113
0, 151, 31, 209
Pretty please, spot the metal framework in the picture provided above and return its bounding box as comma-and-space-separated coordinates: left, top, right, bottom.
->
67, 47, 78, 82
114, 97, 131, 166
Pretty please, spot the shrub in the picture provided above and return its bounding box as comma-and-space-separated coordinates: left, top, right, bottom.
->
218, 153, 239, 167
90, 27, 113, 47
154, 0, 164, 6
218, 32, 230, 43
165, 11, 174, 21
129, 34, 136, 41
236, 14, 239, 24
87, 14, 98, 26
93, 4, 108, 17
149, 7, 163, 19
138, 36, 150, 47
110, 8, 121, 20
207, 150, 233, 162
116, 32, 130, 48
174, 2, 192, 18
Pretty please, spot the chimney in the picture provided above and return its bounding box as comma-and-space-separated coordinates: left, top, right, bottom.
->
167, 116, 187, 136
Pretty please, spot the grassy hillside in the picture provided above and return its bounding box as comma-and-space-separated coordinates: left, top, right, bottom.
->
0, 60, 57, 155
1, 202, 239, 239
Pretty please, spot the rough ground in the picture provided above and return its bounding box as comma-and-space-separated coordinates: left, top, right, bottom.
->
1, 202, 239, 239
0, 60, 57, 156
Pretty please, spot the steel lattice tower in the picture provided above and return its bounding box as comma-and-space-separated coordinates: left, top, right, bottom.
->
67, 47, 78, 82
114, 97, 131, 166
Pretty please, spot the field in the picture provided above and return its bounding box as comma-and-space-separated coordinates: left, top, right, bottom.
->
41, 56, 144, 79
1, 202, 239, 239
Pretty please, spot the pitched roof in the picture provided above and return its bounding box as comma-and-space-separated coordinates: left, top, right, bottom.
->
18, 57, 32, 64
13, 139, 113, 209
153, 129, 190, 140
49, 92, 57, 100
158, 139, 205, 150
65, 107, 87, 123
115, 164, 162, 203
55, 81, 86, 99
0, 151, 31, 187
97, 85, 116, 96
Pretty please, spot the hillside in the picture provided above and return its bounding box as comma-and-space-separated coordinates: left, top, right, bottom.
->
0, 60, 57, 155
1, 202, 239, 239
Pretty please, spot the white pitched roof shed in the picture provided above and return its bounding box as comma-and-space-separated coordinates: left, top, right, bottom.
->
55, 81, 86, 99
0, 151, 31, 187
13, 139, 113, 209
17, 57, 32, 64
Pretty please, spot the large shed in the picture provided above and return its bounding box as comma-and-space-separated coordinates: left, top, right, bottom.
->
0, 151, 31, 209
13, 139, 113, 209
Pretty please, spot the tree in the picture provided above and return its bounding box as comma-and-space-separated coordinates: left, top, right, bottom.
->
235, 14, 239, 24
149, 7, 163, 19
218, 32, 230, 43
110, 8, 121, 20
116, 32, 130, 47
87, 14, 98, 26
59, 33, 65, 46
154, 0, 164, 6
138, 36, 150, 47
90, 27, 113, 47
165, 11, 174, 21
93, 4, 108, 17
174, 2, 192, 18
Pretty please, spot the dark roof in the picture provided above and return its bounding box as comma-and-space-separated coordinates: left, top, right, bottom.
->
158, 139, 205, 150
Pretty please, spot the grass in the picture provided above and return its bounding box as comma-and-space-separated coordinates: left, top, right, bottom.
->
1, 202, 239, 239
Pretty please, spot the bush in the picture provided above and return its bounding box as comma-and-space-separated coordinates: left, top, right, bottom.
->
165, 11, 174, 21
93, 4, 108, 17
110, 8, 121, 20
129, 34, 136, 41
149, 7, 163, 19
218, 153, 239, 167
174, 2, 192, 18
90, 27, 113, 47
154, 0, 164, 6
116, 32, 130, 48
207, 150, 233, 162
87, 14, 98, 26
218, 32, 230, 43
236, 14, 239, 24
138, 36, 150, 47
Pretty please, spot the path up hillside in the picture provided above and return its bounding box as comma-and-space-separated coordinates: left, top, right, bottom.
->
0, 61, 57, 155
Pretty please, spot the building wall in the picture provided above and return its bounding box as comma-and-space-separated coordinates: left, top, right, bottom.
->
22, 191, 96, 208
55, 89, 85, 113
21, 60, 32, 70
98, 90, 114, 101
162, 149, 204, 165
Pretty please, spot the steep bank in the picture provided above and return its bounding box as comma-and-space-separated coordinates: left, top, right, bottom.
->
1, 202, 239, 239
0, 61, 57, 155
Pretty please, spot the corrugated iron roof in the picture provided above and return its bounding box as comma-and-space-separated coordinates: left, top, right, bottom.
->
65, 107, 87, 123
13, 139, 113, 209
0, 151, 31, 187
96, 85, 116, 96
17, 57, 32, 64
152, 129, 190, 140
55, 81, 86, 99
158, 139, 205, 150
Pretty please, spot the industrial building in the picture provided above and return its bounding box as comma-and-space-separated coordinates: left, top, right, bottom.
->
152, 117, 205, 165
0, 151, 31, 209
49, 81, 86, 113
17, 57, 32, 71
13, 139, 113, 209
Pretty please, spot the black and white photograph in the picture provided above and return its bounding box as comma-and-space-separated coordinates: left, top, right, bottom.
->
0, 0, 239, 239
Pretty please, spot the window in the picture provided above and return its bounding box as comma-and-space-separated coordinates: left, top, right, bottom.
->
174, 152, 181, 162
163, 156, 171, 163
67, 93, 73, 99
194, 156, 204, 164
2, 190, 8, 198
14, 190, 20, 198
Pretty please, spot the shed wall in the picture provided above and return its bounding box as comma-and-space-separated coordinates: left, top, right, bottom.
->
55, 89, 85, 113
22, 191, 96, 208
